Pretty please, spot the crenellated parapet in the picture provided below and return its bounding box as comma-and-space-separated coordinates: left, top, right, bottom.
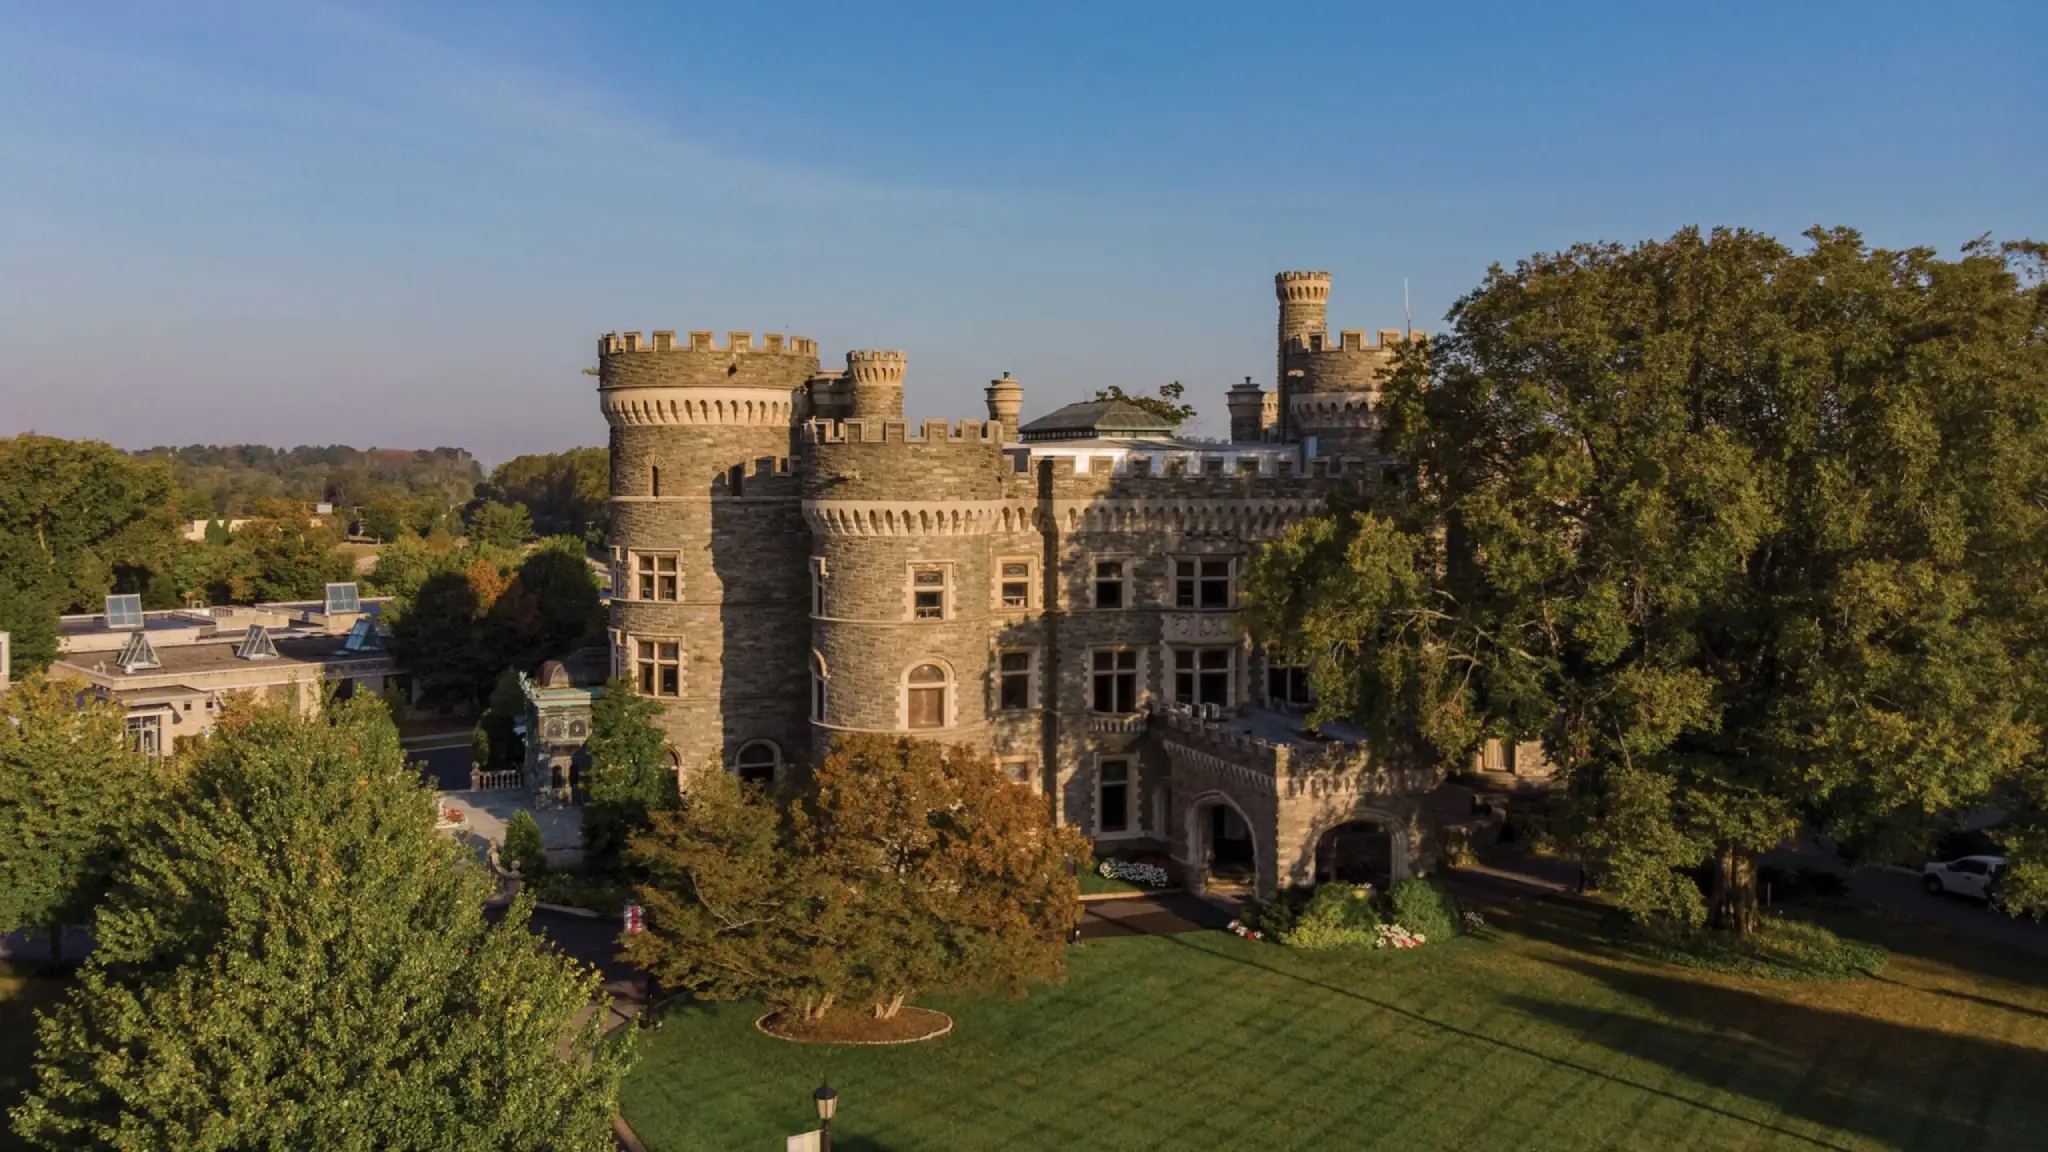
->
596, 328, 821, 418
803, 418, 999, 444
1153, 704, 1441, 799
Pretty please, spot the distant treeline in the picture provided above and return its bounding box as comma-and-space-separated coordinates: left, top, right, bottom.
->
133, 444, 483, 520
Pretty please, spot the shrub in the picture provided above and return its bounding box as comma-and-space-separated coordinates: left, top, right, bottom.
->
503, 809, 548, 877
1389, 877, 1460, 941
1618, 916, 1887, 981
1281, 884, 1381, 950
1241, 886, 1313, 939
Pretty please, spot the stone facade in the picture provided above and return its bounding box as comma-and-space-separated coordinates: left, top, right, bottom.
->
598, 274, 1459, 898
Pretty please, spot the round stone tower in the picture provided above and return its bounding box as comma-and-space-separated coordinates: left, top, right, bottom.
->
598, 328, 817, 783
844, 349, 907, 421
984, 372, 1023, 442
800, 418, 1007, 765
1275, 270, 1331, 439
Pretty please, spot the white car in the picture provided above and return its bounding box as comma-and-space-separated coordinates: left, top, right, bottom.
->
1922, 855, 2007, 900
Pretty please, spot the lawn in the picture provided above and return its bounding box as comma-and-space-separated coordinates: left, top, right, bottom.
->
620, 895, 2048, 1151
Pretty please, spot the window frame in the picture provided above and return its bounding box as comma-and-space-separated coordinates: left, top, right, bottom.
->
996, 556, 1035, 613
635, 637, 684, 698
634, 551, 681, 602
904, 661, 952, 730
997, 648, 1035, 712
1090, 647, 1140, 714
1095, 757, 1135, 838
732, 740, 781, 787
1091, 556, 1130, 610
998, 757, 1035, 791
126, 713, 163, 758
810, 652, 829, 723
909, 563, 952, 622
810, 556, 828, 618
1172, 646, 1234, 708
1267, 661, 1315, 709
1172, 556, 1236, 611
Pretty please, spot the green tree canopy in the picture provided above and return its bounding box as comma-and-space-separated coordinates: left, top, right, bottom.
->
0, 435, 181, 614
1245, 228, 2048, 933
0, 676, 164, 943
11, 695, 629, 1150
484, 449, 609, 544
581, 680, 673, 870
469, 502, 533, 550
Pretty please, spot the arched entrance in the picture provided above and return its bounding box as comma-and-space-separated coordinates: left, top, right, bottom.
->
1314, 816, 1405, 890
1184, 793, 1259, 896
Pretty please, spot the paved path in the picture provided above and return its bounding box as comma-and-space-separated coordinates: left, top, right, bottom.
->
1078, 890, 1236, 939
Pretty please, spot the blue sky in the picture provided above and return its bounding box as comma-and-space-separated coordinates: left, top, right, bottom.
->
1, 0, 2040, 462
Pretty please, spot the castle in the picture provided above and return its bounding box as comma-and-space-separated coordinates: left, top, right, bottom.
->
593, 271, 1485, 899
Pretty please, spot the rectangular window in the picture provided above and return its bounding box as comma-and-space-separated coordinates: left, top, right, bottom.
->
1173, 558, 1234, 610
811, 667, 828, 722
1097, 759, 1131, 835
1174, 647, 1233, 708
1269, 664, 1314, 708
912, 566, 948, 620
999, 560, 1032, 611
636, 553, 679, 601
998, 650, 1033, 711
636, 639, 682, 697
126, 714, 161, 757
1093, 559, 1126, 610
999, 758, 1034, 789
810, 557, 827, 617
1091, 649, 1139, 713
1202, 457, 1224, 476
1237, 457, 1261, 475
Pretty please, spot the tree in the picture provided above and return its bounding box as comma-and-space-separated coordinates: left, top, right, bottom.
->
625, 735, 1087, 1025
387, 568, 489, 709
1093, 381, 1198, 429
358, 497, 412, 543
11, 696, 629, 1150
581, 680, 674, 870
796, 736, 1088, 1017
622, 768, 845, 1020
0, 676, 162, 958
470, 502, 533, 550
364, 534, 441, 599
202, 505, 355, 604
486, 449, 610, 544
1246, 228, 2048, 935
0, 576, 60, 676
482, 538, 603, 678
0, 435, 181, 614
504, 809, 548, 877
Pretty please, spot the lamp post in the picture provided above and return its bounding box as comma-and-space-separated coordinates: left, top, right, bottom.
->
814, 1081, 838, 1152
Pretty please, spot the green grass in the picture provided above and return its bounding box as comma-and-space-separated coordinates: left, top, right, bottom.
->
1075, 869, 1148, 896
620, 896, 2048, 1151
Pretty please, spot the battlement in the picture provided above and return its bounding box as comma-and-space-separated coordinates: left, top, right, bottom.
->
1275, 270, 1332, 301
1286, 328, 1409, 354
803, 418, 1000, 444
844, 349, 908, 386
599, 330, 820, 356
709, 454, 798, 497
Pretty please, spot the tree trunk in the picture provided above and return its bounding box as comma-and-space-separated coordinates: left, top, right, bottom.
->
1708, 847, 1759, 935
874, 993, 906, 1020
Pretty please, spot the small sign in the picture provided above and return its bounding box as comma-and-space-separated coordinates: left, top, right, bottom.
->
622, 903, 644, 934
786, 1131, 821, 1152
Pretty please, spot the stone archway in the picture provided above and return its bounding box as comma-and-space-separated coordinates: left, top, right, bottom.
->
1309, 810, 1411, 891
1180, 792, 1261, 897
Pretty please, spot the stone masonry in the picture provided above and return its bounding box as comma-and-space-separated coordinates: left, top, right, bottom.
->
597, 275, 1459, 898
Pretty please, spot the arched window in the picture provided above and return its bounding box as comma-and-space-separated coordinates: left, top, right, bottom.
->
651, 464, 663, 498
810, 651, 829, 723
907, 663, 949, 730
733, 741, 780, 787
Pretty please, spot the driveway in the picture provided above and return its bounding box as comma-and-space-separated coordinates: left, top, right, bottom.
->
1078, 891, 1235, 940
408, 742, 473, 793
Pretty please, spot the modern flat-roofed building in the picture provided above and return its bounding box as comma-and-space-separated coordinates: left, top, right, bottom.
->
49, 586, 397, 757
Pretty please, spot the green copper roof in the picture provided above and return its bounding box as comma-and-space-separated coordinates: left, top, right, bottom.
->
1018, 399, 1175, 442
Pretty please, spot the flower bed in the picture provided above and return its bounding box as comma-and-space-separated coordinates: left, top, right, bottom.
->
1098, 859, 1171, 888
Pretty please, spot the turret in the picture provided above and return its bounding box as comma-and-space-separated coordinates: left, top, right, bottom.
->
984, 372, 1024, 442
845, 349, 907, 420
1275, 271, 1331, 439
1225, 376, 1268, 443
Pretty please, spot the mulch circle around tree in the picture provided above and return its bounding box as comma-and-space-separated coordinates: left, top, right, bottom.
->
755, 1006, 954, 1045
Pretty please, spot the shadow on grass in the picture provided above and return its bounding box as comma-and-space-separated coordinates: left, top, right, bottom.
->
1150, 928, 1859, 1151
1506, 954, 2048, 1152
